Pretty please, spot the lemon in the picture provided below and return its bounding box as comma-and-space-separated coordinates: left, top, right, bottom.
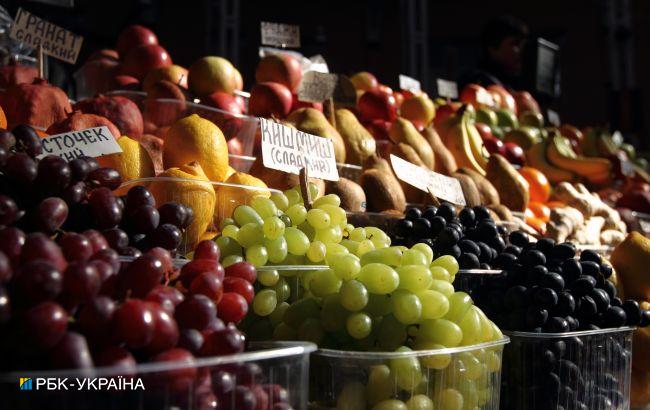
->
163, 114, 229, 183
215, 172, 270, 226
97, 136, 154, 194
148, 162, 216, 252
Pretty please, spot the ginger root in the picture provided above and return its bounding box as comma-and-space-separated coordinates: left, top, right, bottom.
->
546, 206, 584, 243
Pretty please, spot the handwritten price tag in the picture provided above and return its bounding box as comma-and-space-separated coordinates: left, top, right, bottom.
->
436, 78, 458, 99
390, 155, 466, 205
260, 118, 339, 181
297, 71, 338, 103
399, 74, 421, 94
38, 126, 122, 161
260, 21, 300, 48
547, 109, 560, 126
10, 8, 83, 64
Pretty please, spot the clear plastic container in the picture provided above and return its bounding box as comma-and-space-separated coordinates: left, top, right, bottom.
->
453, 269, 505, 298
100, 91, 260, 157
309, 338, 509, 409
346, 211, 402, 232
501, 327, 634, 410
119, 177, 281, 253
0, 341, 316, 410
337, 163, 363, 183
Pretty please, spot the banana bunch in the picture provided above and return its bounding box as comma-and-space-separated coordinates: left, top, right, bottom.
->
440, 105, 489, 176
526, 131, 611, 186
581, 127, 620, 158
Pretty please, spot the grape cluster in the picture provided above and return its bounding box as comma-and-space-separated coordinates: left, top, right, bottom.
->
465, 235, 649, 410
470, 235, 649, 332
0, 125, 191, 255
0, 227, 292, 409
214, 185, 504, 408
391, 204, 509, 270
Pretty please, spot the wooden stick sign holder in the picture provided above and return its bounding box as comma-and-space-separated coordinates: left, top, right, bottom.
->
299, 166, 312, 210
37, 45, 45, 79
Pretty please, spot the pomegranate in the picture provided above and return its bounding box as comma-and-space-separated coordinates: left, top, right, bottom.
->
0, 65, 39, 89
0, 78, 71, 129
74, 95, 144, 139
46, 111, 121, 140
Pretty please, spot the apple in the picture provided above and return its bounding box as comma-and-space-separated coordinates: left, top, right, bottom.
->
143, 65, 188, 92
234, 95, 246, 113
201, 91, 244, 139
401, 95, 435, 125
358, 89, 397, 122
377, 84, 393, 95
255, 54, 302, 93
483, 137, 505, 156
349, 72, 378, 91
503, 142, 525, 166
290, 94, 323, 113
487, 84, 516, 112
474, 122, 494, 141
460, 84, 494, 109
111, 75, 140, 91
513, 91, 541, 114
77, 59, 118, 95
116, 25, 158, 59
433, 102, 461, 128
120, 44, 172, 80
227, 137, 244, 156
248, 82, 292, 118
364, 119, 391, 141
560, 124, 583, 147
393, 91, 404, 108
87, 49, 119, 63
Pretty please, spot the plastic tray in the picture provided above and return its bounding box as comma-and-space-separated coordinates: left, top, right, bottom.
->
119, 177, 281, 254
0, 341, 316, 410
104, 91, 259, 158
501, 327, 634, 410
453, 269, 505, 298
309, 338, 509, 409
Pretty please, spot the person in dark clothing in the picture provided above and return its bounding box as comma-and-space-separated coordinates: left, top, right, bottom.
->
460, 15, 529, 90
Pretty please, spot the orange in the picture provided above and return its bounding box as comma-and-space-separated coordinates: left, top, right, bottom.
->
0, 106, 6, 129
529, 202, 551, 222
519, 166, 551, 203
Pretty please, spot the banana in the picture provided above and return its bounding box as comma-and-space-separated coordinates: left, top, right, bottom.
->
443, 107, 486, 176
580, 128, 603, 157
596, 133, 619, 157
526, 141, 577, 184
465, 117, 489, 169
547, 133, 612, 177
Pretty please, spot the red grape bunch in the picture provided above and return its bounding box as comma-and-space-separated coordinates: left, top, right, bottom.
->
0, 124, 191, 255
0, 229, 291, 409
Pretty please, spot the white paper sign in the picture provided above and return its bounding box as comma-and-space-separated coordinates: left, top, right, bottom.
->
10, 8, 83, 64
390, 154, 466, 205
38, 126, 122, 161
399, 74, 421, 94
547, 109, 560, 126
298, 71, 338, 103
308, 54, 329, 73
437, 78, 459, 99
260, 118, 339, 181
260, 21, 300, 48
640, 218, 650, 233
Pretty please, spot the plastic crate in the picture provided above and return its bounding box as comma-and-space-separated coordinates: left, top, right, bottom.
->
501, 327, 634, 410
0, 341, 315, 410
309, 338, 508, 409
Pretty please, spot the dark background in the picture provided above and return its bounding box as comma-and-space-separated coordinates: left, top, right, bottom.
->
1, 0, 648, 148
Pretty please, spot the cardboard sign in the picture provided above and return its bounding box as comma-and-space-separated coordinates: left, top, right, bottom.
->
547, 109, 560, 126
437, 78, 458, 99
308, 54, 329, 73
10, 8, 83, 64
38, 126, 122, 161
333, 75, 357, 108
260, 118, 339, 181
399, 74, 421, 94
390, 154, 466, 205
260, 21, 300, 48
298, 71, 338, 103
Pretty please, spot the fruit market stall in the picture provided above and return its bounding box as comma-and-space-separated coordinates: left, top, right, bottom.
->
0, 8, 650, 410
